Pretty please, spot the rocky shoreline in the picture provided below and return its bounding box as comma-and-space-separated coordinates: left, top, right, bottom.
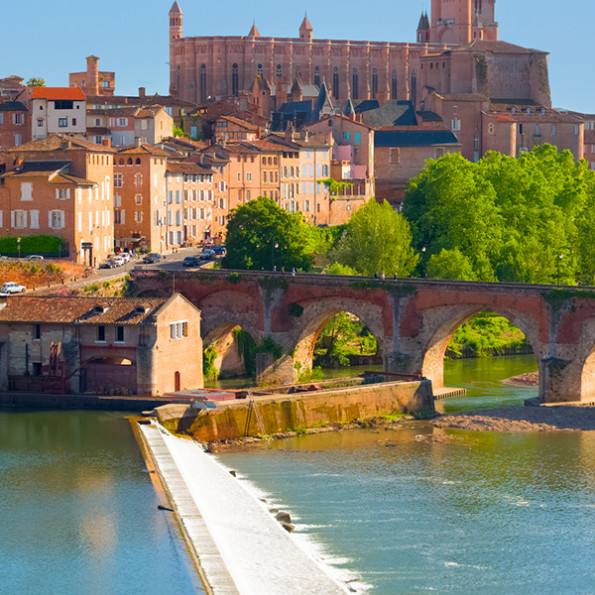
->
501, 371, 539, 387
431, 404, 595, 432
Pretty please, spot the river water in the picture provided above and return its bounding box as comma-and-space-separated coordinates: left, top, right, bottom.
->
2, 356, 594, 593
0, 410, 201, 594
216, 355, 595, 594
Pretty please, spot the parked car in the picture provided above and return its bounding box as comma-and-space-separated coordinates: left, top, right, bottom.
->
27, 255, 44, 261
112, 256, 125, 267
99, 259, 115, 269
143, 253, 162, 264
119, 252, 131, 263
212, 245, 226, 255
199, 250, 214, 261
1, 282, 26, 294
183, 255, 200, 267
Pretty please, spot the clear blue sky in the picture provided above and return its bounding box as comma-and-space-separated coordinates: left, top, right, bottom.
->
3, 1, 592, 113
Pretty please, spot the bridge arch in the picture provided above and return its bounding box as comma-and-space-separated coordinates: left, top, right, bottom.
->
291, 298, 387, 377
203, 322, 260, 381
419, 305, 543, 391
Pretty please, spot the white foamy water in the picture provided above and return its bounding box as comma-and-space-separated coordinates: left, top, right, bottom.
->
141, 422, 352, 594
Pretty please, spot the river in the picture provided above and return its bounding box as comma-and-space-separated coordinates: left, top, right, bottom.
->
215, 355, 595, 594
0, 410, 202, 594
2, 355, 594, 593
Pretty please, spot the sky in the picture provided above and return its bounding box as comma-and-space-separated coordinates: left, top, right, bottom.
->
2, 0, 593, 113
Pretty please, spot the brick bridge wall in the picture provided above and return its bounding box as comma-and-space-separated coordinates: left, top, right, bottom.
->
130, 270, 595, 403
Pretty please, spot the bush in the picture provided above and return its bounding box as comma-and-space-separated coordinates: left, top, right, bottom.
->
0, 235, 67, 256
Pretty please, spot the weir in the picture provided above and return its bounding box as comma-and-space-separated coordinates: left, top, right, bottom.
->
138, 421, 350, 594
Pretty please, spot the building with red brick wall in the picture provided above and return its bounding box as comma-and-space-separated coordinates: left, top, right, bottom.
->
0, 294, 202, 396
114, 143, 169, 253
374, 128, 461, 207
1, 135, 115, 265
69, 56, 115, 97
582, 115, 595, 170
0, 101, 29, 149
213, 115, 260, 142
168, 1, 557, 116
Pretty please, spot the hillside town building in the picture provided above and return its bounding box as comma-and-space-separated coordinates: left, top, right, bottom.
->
0, 294, 202, 396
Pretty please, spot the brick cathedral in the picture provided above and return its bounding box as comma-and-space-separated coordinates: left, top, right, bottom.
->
168, 0, 551, 110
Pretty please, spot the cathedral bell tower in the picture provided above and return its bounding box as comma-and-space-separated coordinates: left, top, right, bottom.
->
428, 0, 497, 45
169, 2, 183, 97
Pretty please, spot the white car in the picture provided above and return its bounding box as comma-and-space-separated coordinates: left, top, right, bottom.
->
112, 257, 125, 267
1, 282, 26, 294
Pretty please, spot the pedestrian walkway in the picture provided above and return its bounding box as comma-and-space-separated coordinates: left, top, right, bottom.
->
140, 422, 349, 595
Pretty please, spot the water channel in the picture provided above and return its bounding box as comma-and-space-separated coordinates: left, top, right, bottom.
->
1, 355, 594, 593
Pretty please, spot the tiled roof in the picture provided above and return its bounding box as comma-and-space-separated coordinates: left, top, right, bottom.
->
169, 1, 182, 15
7, 134, 115, 154
0, 296, 168, 325
116, 144, 170, 157
166, 162, 213, 175
219, 115, 260, 130
30, 87, 87, 101
375, 130, 460, 148
0, 101, 27, 112
454, 40, 546, 55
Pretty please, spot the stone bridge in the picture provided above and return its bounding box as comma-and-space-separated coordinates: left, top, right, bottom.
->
130, 269, 595, 403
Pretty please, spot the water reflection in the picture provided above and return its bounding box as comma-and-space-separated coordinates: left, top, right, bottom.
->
0, 410, 201, 594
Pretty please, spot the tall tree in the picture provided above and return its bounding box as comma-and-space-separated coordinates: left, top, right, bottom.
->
222, 196, 314, 271
330, 199, 419, 277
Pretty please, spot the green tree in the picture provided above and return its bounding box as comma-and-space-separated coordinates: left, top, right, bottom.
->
26, 77, 45, 87
330, 199, 418, 277
222, 196, 314, 271
426, 248, 476, 281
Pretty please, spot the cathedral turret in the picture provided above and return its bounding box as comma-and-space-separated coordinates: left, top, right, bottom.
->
299, 14, 313, 41
169, 1, 183, 43
417, 12, 430, 43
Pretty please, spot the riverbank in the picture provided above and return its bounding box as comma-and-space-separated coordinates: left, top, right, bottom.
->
432, 404, 595, 432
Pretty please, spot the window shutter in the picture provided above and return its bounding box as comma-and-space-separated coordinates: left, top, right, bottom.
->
10, 211, 15, 228
60, 210, 65, 228
30, 210, 39, 229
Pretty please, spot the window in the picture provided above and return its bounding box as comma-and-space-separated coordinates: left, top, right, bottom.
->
97, 326, 106, 342
200, 64, 207, 101
14, 133, 21, 146
72, 118, 77, 126
372, 68, 378, 99
12, 210, 27, 229
232, 63, 239, 97
135, 173, 143, 187
12, 113, 24, 125
246, 172, 252, 182
333, 67, 339, 99
390, 148, 400, 164
135, 194, 142, 205
552, 124, 557, 136
352, 68, 358, 100
33, 324, 41, 340
56, 188, 70, 199
489, 123, 494, 134
114, 210, 123, 224
54, 100, 73, 110
135, 211, 142, 223
276, 64, 282, 78
473, 135, 479, 150
355, 132, 361, 144
343, 132, 350, 141
58, 118, 68, 127
49, 210, 65, 229
0, 114, 3, 124
37, 119, 43, 127
170, 321, 188, 339
391, 70, 398, 99
314, 66, 320, 88
451, 119, 460, 131
116, 326, 124, 342
114, 173, 123, 187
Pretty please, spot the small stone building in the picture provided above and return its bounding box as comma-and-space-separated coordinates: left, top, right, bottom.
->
0, 293, 202, 396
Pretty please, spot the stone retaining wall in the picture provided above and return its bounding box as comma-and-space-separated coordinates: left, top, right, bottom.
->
160, 379, 434, 442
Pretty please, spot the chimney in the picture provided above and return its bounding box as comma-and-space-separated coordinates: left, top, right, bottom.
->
285, 125, 295, 143
135, 137, 142, 148
139, 87, 146, 98
86, 55, 99, 96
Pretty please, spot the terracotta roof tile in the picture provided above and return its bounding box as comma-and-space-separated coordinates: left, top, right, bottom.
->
7, 134, 115, 154
30, 87, 87, 101
0, 296, 167, 325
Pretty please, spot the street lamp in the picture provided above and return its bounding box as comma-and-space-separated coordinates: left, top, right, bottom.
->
556, 253, 564, 285
272, 242, 279, 270
17, 237, 21, 259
